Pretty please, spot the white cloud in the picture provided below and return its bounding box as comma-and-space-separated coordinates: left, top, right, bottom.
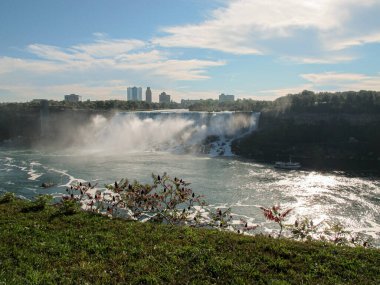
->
73, 39, 146, 58
0, 36, 226, 101
300, 71, 380, 91
327, 32, 380, 51
282, 55, 356, 64
0, 38, 224, 81
27, 44, 89, 62
300, 72, 370, 85
256, 84, 313, 100
0, 56, 64, 74
255, 71, 380, 100
154, 0, 380, 60
113, 51, 225, 80
0, 81, 131, 101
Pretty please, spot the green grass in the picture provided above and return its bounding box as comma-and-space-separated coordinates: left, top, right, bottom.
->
0, 199, 379, 284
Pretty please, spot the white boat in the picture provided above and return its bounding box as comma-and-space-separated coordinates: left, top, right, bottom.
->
274, 157, 301, 170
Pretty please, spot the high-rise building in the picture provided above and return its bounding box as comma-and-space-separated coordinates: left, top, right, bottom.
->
219, 93, 235, 102
159, 92, 171, 104
127, 87, 143, 101
127, 87, 133, 101
138, 87, 142, 101
146, 87, 152, 103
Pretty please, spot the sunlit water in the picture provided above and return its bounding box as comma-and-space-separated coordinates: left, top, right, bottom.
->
1, 147, 379, 246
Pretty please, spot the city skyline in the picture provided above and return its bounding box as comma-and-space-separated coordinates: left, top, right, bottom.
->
0, 0, 379, 102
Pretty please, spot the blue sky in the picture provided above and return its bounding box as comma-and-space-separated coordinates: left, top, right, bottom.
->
0, 0, 380, 102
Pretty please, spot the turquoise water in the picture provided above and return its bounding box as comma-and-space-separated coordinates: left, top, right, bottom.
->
1, 147, 379, 244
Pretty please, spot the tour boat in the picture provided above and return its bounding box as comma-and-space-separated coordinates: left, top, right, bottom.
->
274, 157, 301, 170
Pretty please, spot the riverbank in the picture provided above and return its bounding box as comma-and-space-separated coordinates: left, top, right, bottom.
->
1, 198, 379, 284
232, 111, 380, 174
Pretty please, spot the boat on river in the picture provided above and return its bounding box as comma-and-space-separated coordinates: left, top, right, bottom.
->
274, 157, 301, 170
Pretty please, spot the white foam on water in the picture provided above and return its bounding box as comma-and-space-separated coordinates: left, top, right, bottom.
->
47, 167, 86, 187
27, 162, 43, 181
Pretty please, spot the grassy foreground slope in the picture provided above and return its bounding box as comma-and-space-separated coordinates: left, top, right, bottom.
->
1, 199, 379, 284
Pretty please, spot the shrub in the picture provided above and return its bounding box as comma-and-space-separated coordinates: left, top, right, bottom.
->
58, 199, 81, 215
0, 192, 15, 204
22, 194, 53, 212
103, 173, 206, 225
289, 217, 319, 241
260, 205, 292, 237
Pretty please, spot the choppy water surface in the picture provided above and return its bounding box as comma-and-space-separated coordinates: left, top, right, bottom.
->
1, 147, 379, 245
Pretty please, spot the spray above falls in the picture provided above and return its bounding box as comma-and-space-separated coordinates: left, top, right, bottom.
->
80, 111, 259, 156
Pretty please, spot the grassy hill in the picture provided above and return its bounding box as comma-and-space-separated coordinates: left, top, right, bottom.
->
1, 198, 379, 284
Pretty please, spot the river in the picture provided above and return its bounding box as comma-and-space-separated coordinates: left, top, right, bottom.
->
1, 111, 379, 245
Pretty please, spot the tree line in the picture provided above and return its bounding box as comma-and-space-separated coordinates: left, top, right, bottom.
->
1, 90, 380, 113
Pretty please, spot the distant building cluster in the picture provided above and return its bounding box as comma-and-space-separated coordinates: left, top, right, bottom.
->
64, 94, 81, 103
126, 86, 170, 104
55, 89, 234, 105
219, 93, 235, 102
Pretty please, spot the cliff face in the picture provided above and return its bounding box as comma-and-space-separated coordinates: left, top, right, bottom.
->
232, 111, 380, 171
0, 109, 40, 144
0, 109, 111, 147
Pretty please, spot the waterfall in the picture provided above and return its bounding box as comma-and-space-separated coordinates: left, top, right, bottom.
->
79, 110, 259, 156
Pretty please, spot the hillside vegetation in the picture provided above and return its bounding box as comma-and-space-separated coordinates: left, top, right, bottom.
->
0, 197, 379, 284
232, 90, 380, 171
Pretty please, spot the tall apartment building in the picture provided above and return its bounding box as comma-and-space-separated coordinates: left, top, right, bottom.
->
145, 87, 152, 103
159, 92, 171, 104
127, 87, 143, 101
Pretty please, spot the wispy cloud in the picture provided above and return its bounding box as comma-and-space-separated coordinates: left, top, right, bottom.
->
301, 71, 380, 91
327, 32, 380, 51
282, 55, 356, 64
255, 71, 380, 99
154, 0, 380, 61
0, 56, 64, 74
256, 84, 313, 100
301, 72, 370, 84
20, 40, 225, 80
0, 35, 226, 100
0, 81, 129, 101
5, 39, 224, 80
73, 39, 146, 58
